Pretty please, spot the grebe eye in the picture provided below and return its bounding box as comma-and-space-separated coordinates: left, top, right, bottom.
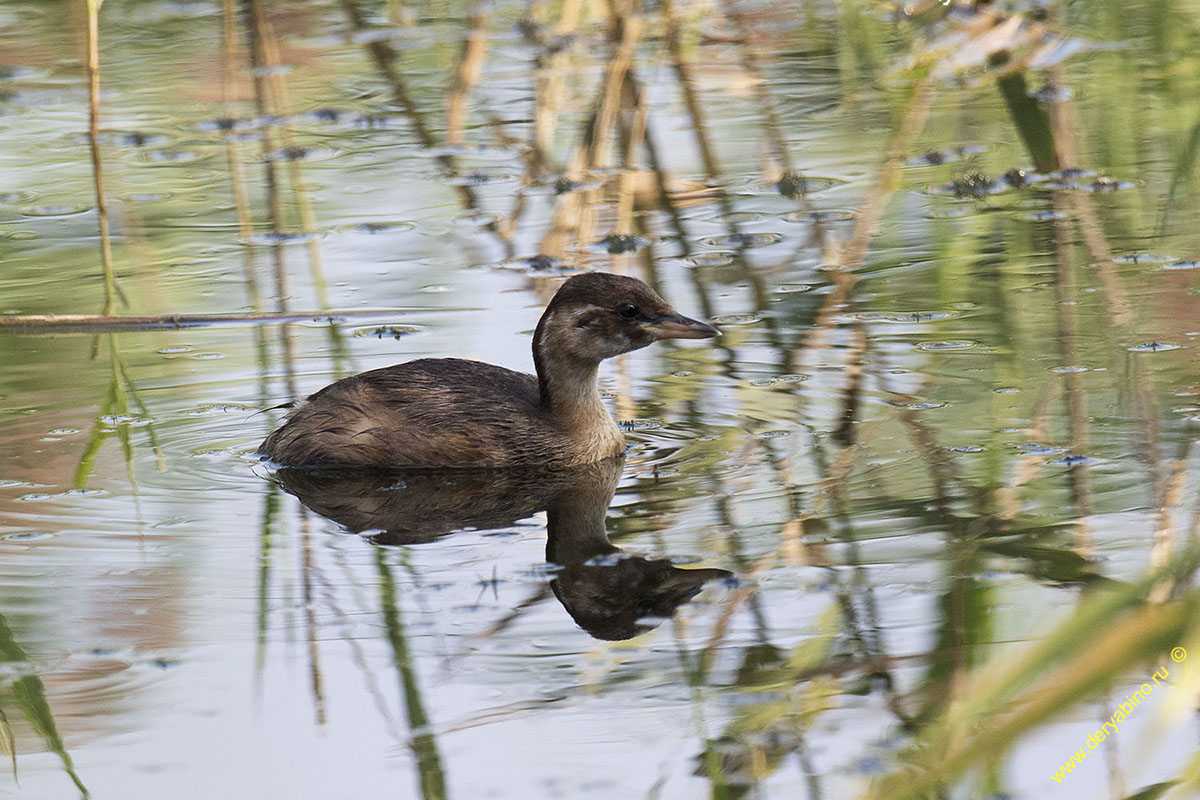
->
615, 303, 639, 320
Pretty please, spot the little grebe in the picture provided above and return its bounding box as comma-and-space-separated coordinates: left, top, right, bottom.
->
259, 272, 718, 468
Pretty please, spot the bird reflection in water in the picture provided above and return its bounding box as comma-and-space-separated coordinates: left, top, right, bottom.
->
272, 457, 731, 640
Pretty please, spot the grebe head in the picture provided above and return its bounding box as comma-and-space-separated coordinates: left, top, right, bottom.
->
534, 272, 719, 366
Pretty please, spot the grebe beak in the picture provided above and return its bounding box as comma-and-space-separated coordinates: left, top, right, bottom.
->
649, 312, 721, 340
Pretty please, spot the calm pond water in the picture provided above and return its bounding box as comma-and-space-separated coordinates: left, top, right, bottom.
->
2, 0, 1200, 797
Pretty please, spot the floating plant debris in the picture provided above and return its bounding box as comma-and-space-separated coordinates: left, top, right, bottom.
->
306, 107, 347, 123
950, 172, 998, 199
1112, 253, 1177, 264
183, 403, 255, 416
594, 233, 647, 254
698, 232, 783, 248
446, 169, 516, 186
784, 209, 856, 223
776, 172, 843, 197
497, 254, 569, 273
1051, 167, 1096, 181
353, 325, 422, 340
1002, 168, 1031, 188
198, 116, 242, 132
117, 130, 167, 147
345, 220, 416, 234
905, 144, 986, 167
354, 113, 399, 129
523, 254, 564, 271
1084, 176, 1134, 192
1051, 454, 1094, 467
1013, 443, 1065, 456
916, 340, 978, 351
139, 149, 205, 164
1128, 342, 1182, 353
243, 231, 323, 246
266, 146, 333, 162
846, 311, 958, 323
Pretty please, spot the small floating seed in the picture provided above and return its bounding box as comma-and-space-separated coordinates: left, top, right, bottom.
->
1086, 176, 1133, 193
950, 171, 997, 199
309, 107, 344, 123
119, 131, 159, 147
355, 113, 396, 128
596, 233, 646, 254
1003, 168, 1030, 188
775, 173, 842, 196
204, 117, 240, 132
913, 149, 947, 166
524, 254, 561, 271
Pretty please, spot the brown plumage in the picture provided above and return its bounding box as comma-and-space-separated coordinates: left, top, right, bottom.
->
259, 272, 719, 468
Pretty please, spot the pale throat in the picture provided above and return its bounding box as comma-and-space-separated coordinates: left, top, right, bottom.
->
535, 346, 611, 425
532, 314, 621, 438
